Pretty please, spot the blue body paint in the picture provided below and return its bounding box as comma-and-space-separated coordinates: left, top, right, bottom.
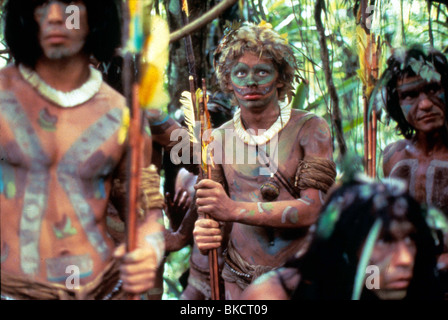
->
400, 104, 413, 118
97, 177, 106, 199
46, 254, 93, 282
1, 243, 9, 263
57, 108, 122, 261
150, 113, 170, 126
0, 165, 4, 193
0, 92, 50, 275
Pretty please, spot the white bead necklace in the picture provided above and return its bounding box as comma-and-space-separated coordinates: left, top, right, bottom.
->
233, 102, 292, 145
19, 64, 103, 108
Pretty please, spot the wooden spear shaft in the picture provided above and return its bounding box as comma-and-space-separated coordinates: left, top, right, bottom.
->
188, 76, 220, 300
202, 78, 220, 301
371, 35, 381, 178
180, 0, 220, 298
125, 64, 144, 301
122, 0, 144, 298
360, 0, 377, 178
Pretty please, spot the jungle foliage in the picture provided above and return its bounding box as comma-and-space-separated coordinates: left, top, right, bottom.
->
158, 0, 447, 299
0, 0, 446, 299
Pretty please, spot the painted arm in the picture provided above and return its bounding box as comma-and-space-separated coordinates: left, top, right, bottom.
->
382, 140, 408, 177
111, 120, 165, 294
196, 116, 333, 228
194, 116, 334, 251
195, 180, 322, 228
147, 109, 183, 153
382, 143, 394, 177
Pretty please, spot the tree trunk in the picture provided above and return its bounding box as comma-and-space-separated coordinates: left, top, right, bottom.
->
314, 0, 347, 157
165, 0, 211, 113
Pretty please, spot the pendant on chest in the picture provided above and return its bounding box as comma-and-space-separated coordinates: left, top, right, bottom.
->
260, 175, 280, 201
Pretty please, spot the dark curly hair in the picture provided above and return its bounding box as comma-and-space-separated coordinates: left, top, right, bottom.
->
287, 176, 444, 300
380, 46, 448, 139
3, 0, 121, 68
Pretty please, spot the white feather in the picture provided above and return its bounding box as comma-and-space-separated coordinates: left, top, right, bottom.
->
180, 91, 198, 143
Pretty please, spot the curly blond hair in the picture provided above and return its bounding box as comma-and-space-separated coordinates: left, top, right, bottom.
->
214, 22, 299, 103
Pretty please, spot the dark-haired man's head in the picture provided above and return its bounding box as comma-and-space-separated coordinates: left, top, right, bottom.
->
368, 211, 417, 299
4, 0, 121, 68
381, 46, 447, 139
34, 1, 89, 60
300, 177, 443, 300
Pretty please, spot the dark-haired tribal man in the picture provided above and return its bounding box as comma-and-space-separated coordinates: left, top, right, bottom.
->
193, 22, 336, 300
0, 0, 164, 300
381, 46, 448, 298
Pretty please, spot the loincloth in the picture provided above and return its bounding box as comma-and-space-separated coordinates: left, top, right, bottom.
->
185, 254, 225, 300
1, 259, 125, 300
221, 241, 274, 291
186, 257, 212, 299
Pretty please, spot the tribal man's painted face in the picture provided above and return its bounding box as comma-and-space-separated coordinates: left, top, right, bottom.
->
369, 219, 417, 300
397, 75, 446, 135
228, 52, 283, 109
35, 0, 89, 60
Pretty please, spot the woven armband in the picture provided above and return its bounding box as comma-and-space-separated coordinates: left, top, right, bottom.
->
139, 165, 165, 218
294, 157, 337, 193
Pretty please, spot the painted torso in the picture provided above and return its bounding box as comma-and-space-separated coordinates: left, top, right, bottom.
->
214, 109, 328, 267
384, 139, 448, 215
0, 65, 127, 284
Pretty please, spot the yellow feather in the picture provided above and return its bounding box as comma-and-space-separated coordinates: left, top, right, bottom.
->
139, 16, 170, 110
118, 107, 130, 145
356, 26, 369, 87
129, 0, 139, 17
182, 0, 190, 17
258, 20, 272, 29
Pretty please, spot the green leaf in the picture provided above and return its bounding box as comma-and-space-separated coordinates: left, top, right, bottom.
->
352, 219, 383, 300
306, 76, 359, 111
163, 278, 182, 298
343, 116, 364, 133
291, 81, 309, 109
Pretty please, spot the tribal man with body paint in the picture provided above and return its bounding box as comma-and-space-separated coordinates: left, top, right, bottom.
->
0, 0, 165, 300
381, 46, 448, 298
192, 22, 336, 300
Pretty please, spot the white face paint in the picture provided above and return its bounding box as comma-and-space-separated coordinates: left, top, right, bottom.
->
319, 190, 326, 205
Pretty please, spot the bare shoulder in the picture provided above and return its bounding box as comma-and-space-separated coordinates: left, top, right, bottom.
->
384, 139, 409, 155
288, 110, 331, 138
289, 109, 320, 126
241, 267, 301, 300
290, 108, 312, 118
291, 110, 333, 159
0, 65, 24, 90
383, 139, 410, 175
96, 80, 127, 111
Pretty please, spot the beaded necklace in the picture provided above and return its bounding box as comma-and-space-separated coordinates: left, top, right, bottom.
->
19, 64, 102, 108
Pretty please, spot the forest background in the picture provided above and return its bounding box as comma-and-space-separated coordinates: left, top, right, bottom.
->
0, 0, 446, 299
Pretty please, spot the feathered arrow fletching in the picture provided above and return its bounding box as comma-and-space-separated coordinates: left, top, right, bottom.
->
180, 90, 199, 144
179, 88, 214, 174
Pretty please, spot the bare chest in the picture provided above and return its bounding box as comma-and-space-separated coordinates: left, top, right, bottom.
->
0, 89, 125, 277
0, 91, 124, 177
389, 153, 448, 213
222, 133, 302, 202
